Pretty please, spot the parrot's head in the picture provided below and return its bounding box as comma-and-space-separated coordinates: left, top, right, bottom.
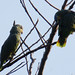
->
54, 10, 70, 23
10, 24, 23, 34
54, 11, 61, 23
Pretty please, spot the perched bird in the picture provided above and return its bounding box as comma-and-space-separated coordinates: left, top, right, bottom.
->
0, 21, 23, 70
54, 10, 75, 47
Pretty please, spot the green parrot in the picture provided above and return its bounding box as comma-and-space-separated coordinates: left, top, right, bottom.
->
54, 10, 75, 47
0, 21, 23, 70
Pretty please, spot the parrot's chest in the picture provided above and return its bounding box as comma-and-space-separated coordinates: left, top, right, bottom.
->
14, 36, 20, 48
10, 34, 20, 51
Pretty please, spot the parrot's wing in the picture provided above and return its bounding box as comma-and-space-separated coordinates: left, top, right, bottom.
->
58, 11, 75, 37
1, 34, 20, 65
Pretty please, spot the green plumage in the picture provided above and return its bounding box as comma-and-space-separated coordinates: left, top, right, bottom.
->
55, 10, 75, 47
0, 22, 23, 70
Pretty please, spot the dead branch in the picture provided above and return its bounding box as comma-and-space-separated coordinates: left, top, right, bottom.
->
45, 0, 60, 11
6, 62, 25, 75
29, 0, 52, 27
66, 0, 74, 6
68, 1, 75, 10
38, 23, 58, 75
20, 37, 35, 75
62, 0, 68, 9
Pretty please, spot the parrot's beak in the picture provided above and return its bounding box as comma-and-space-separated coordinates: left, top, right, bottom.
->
21, 29, 23, 34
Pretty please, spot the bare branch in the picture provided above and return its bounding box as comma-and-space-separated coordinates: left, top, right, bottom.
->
24, 19, 39, 41
6, 62, 25, 75
20, 0, 46, 47
45, 0, 60, 11
66, 0, 74, 6
38, 23, 58, 75
29, 0, 52, 27
62, 0, 68, 9
35, 62, 40, 75
20, 37, 35, 75
20, 38, 29, 74
68, 1, 75, 10
28, 59, 35, 75
34, 25, 46, 45
20, 0, 35, 25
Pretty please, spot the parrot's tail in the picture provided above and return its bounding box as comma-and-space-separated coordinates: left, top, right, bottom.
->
56, 37, 67, 47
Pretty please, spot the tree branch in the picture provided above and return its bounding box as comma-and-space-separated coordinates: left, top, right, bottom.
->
62, 0, 68, 9
45, 0, 60, 11
29, 0, 52, 27
68, 1, 75, 10
38, 23, 58, 75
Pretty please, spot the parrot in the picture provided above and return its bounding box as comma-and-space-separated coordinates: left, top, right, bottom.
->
54, 10, 75, 47
0, 21, 23, 70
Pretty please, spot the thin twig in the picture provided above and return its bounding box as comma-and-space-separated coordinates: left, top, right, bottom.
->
35, 62, 40, 75
45, 0, 60, 11
20, 38, 29, 75
68, 1, 75, 10
20, 0, 41, 48
34, 25, 46, 45
20, 37, 35, 75
29, 0, 52, 27
20, 0, 35, 25
24, 19, 39, 41
20, 0, 46, 46
28, 58, 35, 75
6, 62, 25, 75
27, 26, 52, 50
20, 0, 45, 45
7, 64, 26, 75
61, 0, 68, 9
66, 0, 74, 6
